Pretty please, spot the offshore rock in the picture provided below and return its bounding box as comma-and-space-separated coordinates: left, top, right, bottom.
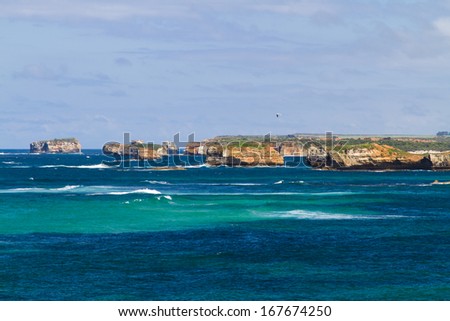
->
30, 138, 81, 154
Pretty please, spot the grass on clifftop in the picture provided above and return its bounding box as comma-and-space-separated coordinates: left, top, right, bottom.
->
334, 138, 450, 152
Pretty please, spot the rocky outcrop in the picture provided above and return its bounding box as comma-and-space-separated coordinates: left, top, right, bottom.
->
307, 143, 433, 170
279, 142, 305, 156
184, 142, 205, 155
30, 138, 81, 153
102, 140, 158, 160
205, 143, 284, 166
429, 152, 450, 169
156, 142, 177, 157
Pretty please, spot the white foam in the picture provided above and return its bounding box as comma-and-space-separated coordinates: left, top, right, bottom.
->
183, 164, 208, 169
270, 209, 405, 220
170, 191, 358, 196
2, 161, 19, 165
53, 185, 80, 191
157, 195, 173, 201
0, 185, 81, 193
144, 180, 171, 185
197, 183, 264, 186
108, 188, 162, 195
274, 180, 305, 185
39, 163, 111, 169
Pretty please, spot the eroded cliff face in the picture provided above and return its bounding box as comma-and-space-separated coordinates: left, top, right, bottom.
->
102, 141, 158, 160
307, 144, 433, 170
205, 143, 284, 166
429, 152, 450, 169
279, 142, 305, 156
30, 138, 81, 153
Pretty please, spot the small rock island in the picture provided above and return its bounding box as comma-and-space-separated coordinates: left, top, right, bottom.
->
30, 138, 81, 154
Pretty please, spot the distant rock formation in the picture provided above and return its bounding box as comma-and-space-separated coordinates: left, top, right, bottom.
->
429, 152, 450, 169
102, 140, 158, 160
205, 142, 284, 166
184, 142, 202, 155
307, 143, 433, 170
279, 141, 305, 156
30, 138, 81, 154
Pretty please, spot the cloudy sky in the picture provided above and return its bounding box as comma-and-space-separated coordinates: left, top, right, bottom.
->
1, 0, 450, 148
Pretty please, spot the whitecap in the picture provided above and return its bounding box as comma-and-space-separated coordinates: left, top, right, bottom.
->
269, 209, 405, 220
274, 180, 284, 185
195, 183, 264, 186
289, 180, 304, 184
184, 164, 208, 169
144, 180, 171, 185
108, 188, 162, 195
52, 185, 80, 191
0, 185, 80, 193
39, 164, 111, 169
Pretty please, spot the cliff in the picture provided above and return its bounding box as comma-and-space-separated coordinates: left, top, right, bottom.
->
279, 142, 305, 156
30, 138, 81, 154
307, 143, 433, 170
205, 142, 284, 166
429, 152, 450, 169
102, 140, 158, 160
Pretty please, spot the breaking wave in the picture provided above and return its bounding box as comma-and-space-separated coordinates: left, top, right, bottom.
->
39, 164, 111, 169
144, 180, 171, 185
107, 189, 162, 196
0, 185, 81, 193
269, 209, 406, 220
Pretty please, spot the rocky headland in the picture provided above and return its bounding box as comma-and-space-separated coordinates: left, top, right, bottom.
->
306, 143, 434, 170
30, 138, 81, 154
101, 134, 450, 169
103, 140, 285, 166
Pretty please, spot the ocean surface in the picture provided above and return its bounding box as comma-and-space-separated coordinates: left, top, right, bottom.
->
1, 150, 449, 300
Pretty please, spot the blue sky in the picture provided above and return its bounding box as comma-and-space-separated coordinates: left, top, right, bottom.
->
1, 0, 450, 148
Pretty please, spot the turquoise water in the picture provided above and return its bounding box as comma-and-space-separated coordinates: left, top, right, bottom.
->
1, 150, 449, 300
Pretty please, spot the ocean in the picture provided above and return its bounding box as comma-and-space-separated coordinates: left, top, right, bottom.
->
0, 150, 449, 300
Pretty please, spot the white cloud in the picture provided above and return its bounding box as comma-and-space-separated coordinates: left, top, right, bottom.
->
433, 17, 450, 37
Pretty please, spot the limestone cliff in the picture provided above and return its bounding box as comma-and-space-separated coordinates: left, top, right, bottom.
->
102, 140, 158, 160
156, 142, 177, 157
429, 152, 450, 169
30, 138, 81, 154
205, 143, 284, 166
279, 142, 305, 156
184, 142, 203, 155
307, 143, 433, 170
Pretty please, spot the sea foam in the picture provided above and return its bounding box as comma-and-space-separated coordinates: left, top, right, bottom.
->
39, 164, 111, 169
108, 188, 162, 195
272, 209, 405, 220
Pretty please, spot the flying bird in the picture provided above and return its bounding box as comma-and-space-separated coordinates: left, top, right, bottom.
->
276, 113, 281, 118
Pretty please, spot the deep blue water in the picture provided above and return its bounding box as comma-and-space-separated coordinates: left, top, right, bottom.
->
0, 150, 449, 300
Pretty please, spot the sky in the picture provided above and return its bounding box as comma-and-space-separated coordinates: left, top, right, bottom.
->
1, 0, 450, 148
